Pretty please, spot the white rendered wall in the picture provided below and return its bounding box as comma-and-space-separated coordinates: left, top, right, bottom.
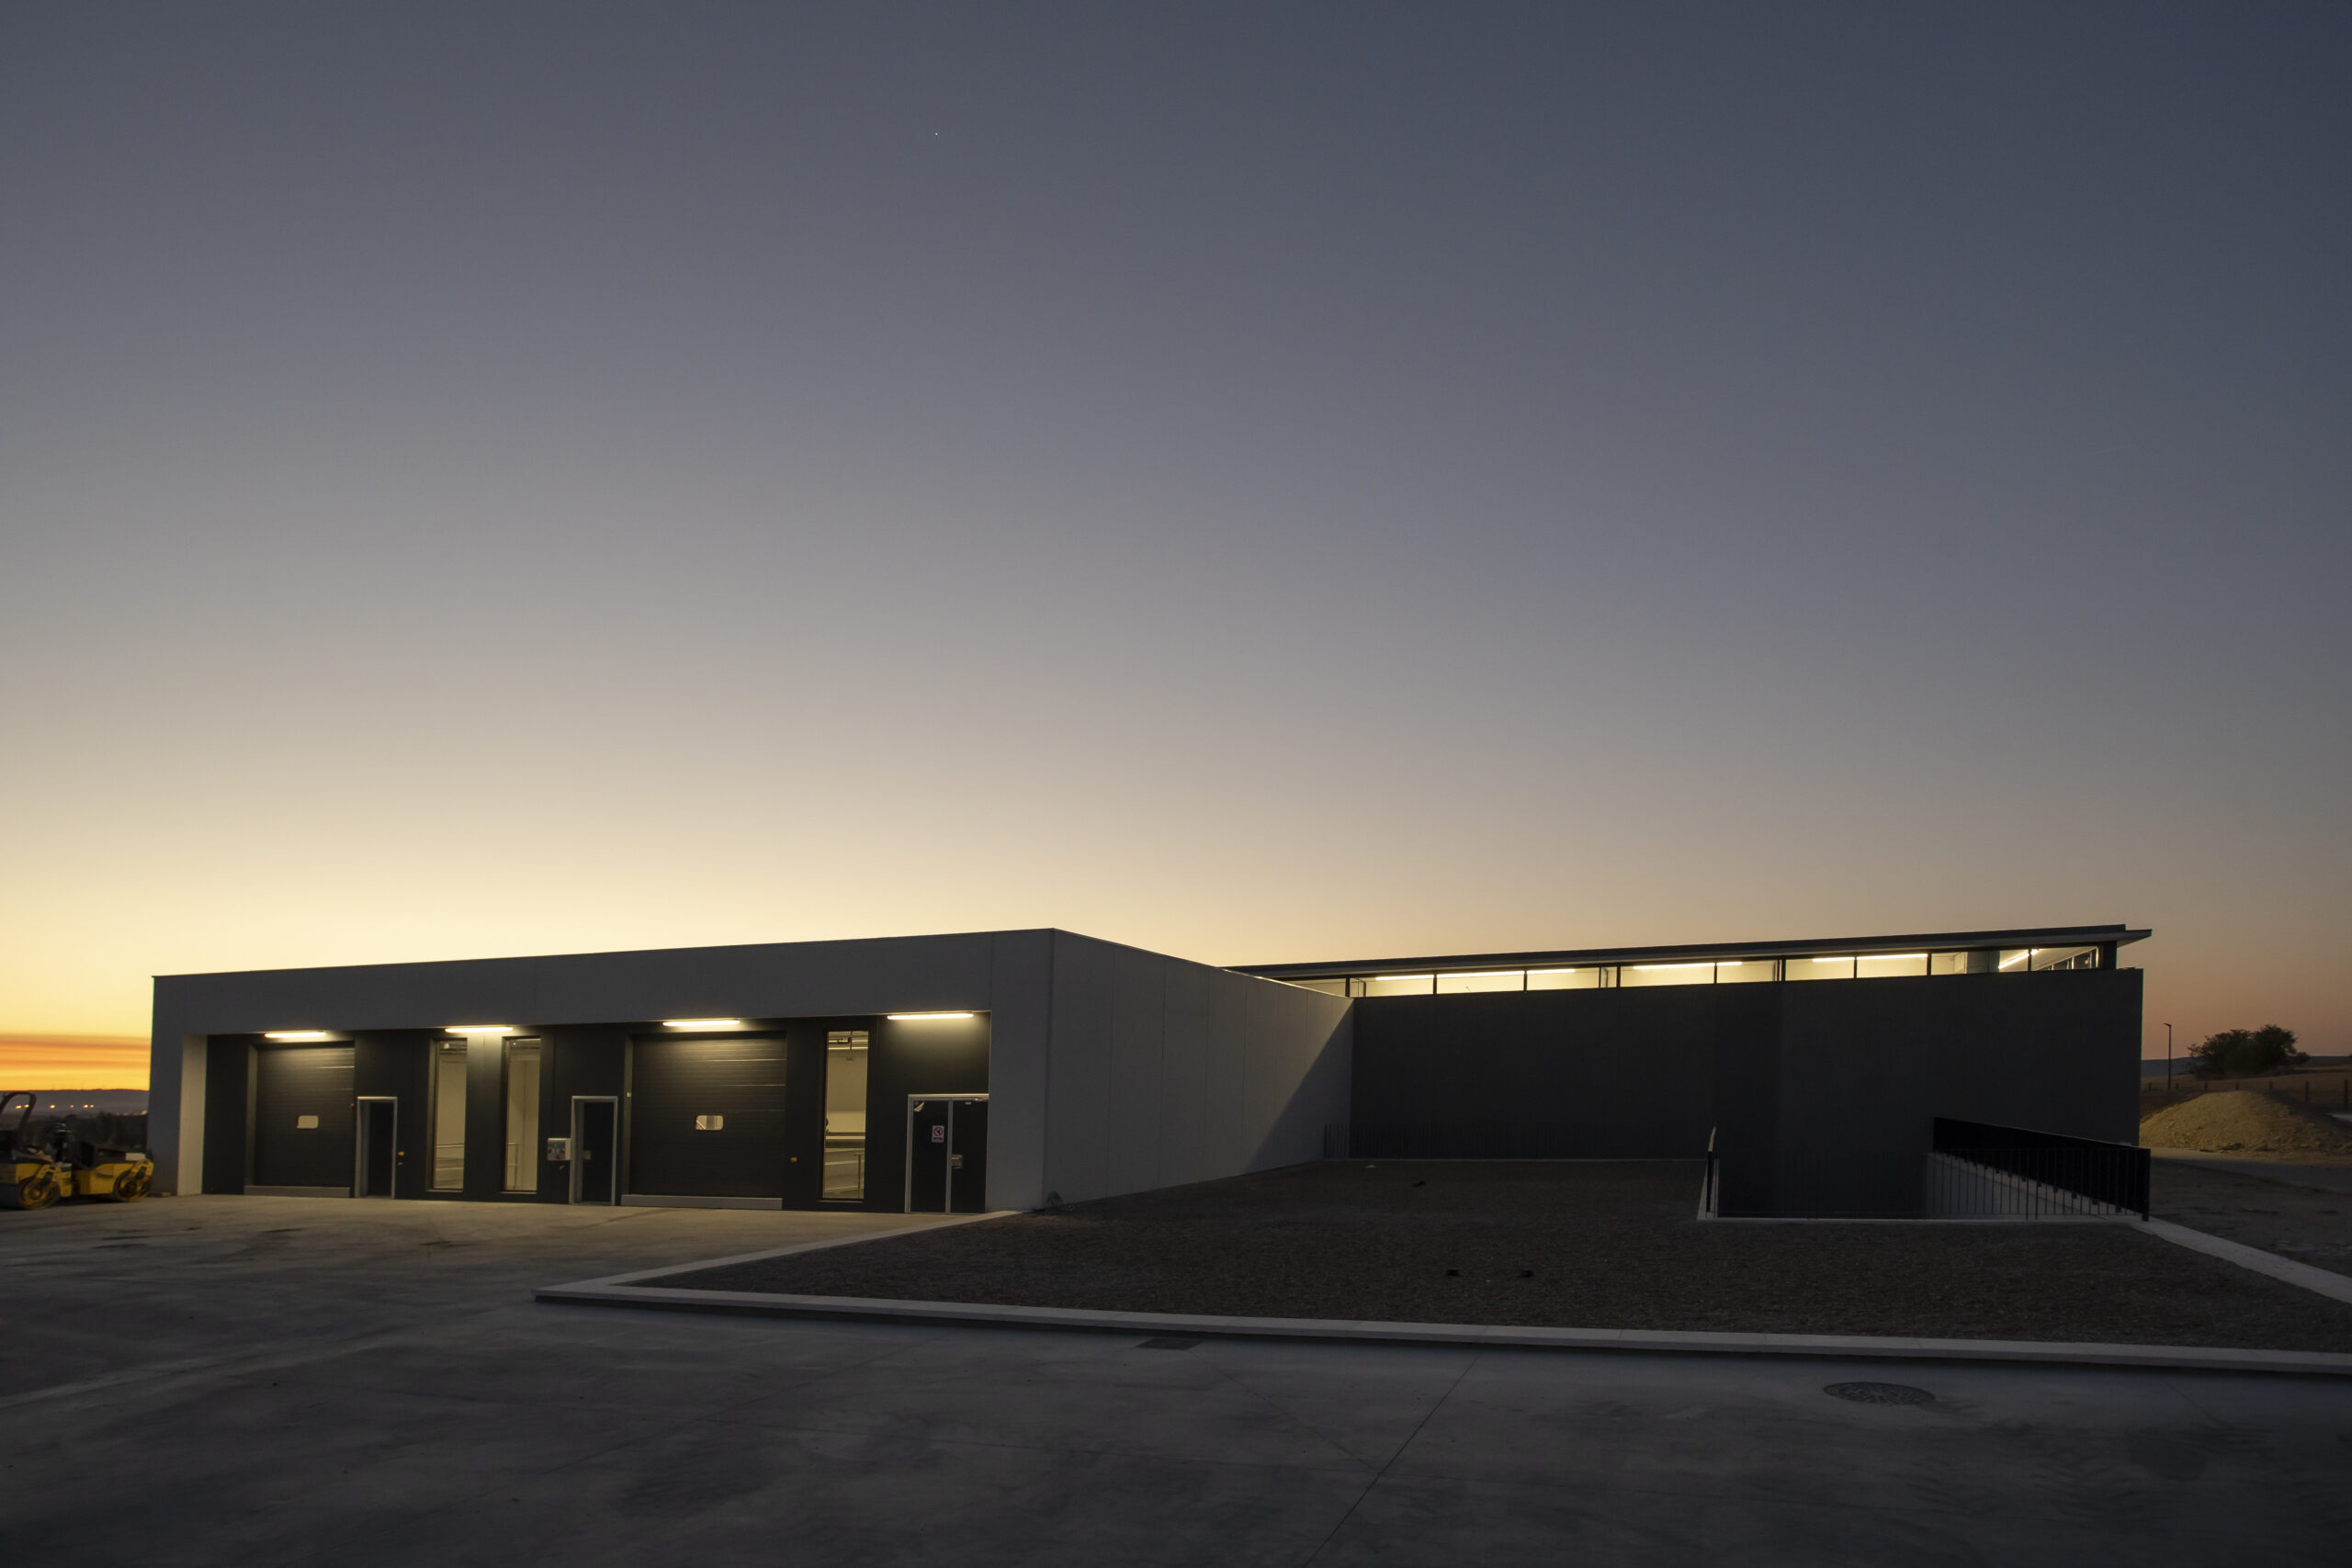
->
1038, 931, 1351, 1206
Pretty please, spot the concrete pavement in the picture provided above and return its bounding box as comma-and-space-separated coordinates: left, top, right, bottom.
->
7, 1195, 2346, 1565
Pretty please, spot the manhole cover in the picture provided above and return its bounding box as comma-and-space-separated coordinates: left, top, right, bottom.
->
1825, 1382, 1934, 1405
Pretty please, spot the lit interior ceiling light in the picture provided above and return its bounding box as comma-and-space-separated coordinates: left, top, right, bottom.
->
662, 1019, 743, 1029
447, 1024, 514, 1035
1812, 957, 1857, 964
1999, 952, 2030, 968
1528, 967, 1580, 975
1444, 971, 1522, 981
265, 1031, 332, 1041
1633, 963, 1714, 971
1860, 953, 1928, 962
1372, 976, 1434, 985
888, 1011, 977, 1021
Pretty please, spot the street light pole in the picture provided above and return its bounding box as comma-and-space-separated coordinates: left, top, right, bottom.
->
2165, 1022, 2174, 1091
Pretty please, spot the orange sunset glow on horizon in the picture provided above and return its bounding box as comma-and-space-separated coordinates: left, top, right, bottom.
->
0, 1034, 150, 1091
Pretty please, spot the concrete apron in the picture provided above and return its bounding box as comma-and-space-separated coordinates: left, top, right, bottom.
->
537, 1219, 2352, 1379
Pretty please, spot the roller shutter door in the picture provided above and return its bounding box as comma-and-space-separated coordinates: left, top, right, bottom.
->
628, 1035, 787, 1198
251, 1043, 356, 1191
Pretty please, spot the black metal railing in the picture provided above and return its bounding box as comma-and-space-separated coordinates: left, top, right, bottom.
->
1931, 1117, 2149, 1219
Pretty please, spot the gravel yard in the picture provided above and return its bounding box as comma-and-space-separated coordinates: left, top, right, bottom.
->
662, 1160, 2352, 1353
2152, 1159, 2352, 1280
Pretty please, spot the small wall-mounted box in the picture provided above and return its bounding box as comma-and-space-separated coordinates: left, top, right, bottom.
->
545, 1137, 571, 1162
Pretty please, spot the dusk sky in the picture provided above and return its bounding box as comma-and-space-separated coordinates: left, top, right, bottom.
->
3, 2, 2346, 1084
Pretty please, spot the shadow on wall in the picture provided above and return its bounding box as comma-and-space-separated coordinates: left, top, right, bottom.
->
1248, 1003, 1353, 1174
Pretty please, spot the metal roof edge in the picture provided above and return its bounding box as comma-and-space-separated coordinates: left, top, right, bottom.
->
1228, 925, 2152, 979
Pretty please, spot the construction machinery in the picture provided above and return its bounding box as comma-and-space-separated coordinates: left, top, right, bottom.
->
0, 1092, 154, 1210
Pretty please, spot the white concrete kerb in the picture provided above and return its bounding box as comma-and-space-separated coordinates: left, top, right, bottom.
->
537, 1210, 2352, 1379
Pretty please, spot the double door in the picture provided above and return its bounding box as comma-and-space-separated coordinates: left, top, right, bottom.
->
904, 1094, 988, 1213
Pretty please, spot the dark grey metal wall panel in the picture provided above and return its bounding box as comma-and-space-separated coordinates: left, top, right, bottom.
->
548, 1028, 627, 1202
351, 1032, 433, 1199
1767, 967, 2143, 1215
200, 1039, 252, 1193
1351, 969, 2143, 1217
251, 1044, 356, 1189
869, 1014, 989, 1213
1350, 989, 1722, 1157
628, 1035, 788, 1198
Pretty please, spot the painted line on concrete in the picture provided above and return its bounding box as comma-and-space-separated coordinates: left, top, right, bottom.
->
2141, 1217, 2352, 1305
532, 1281, 2352, 1377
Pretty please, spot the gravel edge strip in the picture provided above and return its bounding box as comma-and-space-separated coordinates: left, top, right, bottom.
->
559, 1210, 1014, 1289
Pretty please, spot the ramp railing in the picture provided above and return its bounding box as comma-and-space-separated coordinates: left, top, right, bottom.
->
1929, 1117, 2150, 1220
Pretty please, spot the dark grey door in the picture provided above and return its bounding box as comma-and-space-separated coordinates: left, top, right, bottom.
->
628, 1034, 788, 1199
949, 1099, 988, 1213
574, 1100, 616, 1204
907, 1098, 951, 1213
356, 1099, 397, 1197
252, 1044, 356, 1190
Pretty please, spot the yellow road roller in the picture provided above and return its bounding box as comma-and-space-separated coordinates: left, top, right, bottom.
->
0, 1092, 153, 1210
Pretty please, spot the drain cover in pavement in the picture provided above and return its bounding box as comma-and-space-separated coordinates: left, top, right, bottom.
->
1824, 1382, 1934, 1405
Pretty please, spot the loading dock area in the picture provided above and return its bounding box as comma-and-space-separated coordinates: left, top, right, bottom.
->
197, 1013, 989, 1213
151, 929, 1353, 1214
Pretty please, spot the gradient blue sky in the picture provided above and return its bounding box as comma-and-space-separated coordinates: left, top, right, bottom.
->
2, 2, 2346, 1062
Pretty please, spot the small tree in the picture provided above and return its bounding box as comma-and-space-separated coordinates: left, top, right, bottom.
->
2188, 1024, 2304, 1078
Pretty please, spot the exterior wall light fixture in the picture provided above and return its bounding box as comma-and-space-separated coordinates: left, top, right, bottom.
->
264, 1031, 334, 1041
446, 1024, 515, 1035
662, 1019, 743, 1029
887, 1011, 977, 1021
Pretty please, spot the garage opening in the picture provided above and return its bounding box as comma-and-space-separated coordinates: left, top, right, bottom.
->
251, 1043, 356, 1195
628, 1033, 787, 1204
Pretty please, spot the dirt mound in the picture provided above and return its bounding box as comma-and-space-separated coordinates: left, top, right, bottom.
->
2141, 1089, 2352, 1155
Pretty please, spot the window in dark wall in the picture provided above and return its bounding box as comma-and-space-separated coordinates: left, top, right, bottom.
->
823, 1031, 869, 1201
430, 1042, 467, 1191
503, 1039, 542, 1193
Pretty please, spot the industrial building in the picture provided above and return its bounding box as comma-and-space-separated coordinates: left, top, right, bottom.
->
146, 923, 2144, 1218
